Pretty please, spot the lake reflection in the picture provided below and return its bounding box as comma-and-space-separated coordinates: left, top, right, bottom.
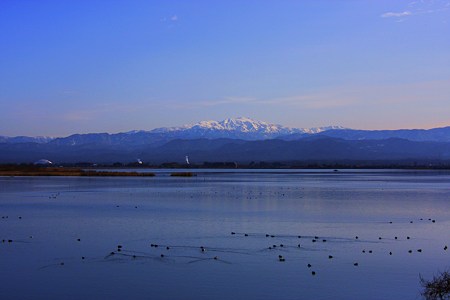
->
0, 170, 449, 300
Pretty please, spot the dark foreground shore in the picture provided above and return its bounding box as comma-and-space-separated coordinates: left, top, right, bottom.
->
0, 166, 155, 177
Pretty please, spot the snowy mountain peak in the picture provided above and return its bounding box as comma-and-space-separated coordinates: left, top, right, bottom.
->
1, 118, 346, 146
301, 125, 346, 134
0, 135, 54, 144
191, 117, 282, 133
148, 117, 345, 140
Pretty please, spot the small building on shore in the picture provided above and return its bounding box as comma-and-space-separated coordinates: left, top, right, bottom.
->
34, 159, 53, 165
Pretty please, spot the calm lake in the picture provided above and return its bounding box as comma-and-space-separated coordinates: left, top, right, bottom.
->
0, 170, 449, 300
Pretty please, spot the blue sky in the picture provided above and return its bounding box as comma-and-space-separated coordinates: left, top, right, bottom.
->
0, 0, 449, 136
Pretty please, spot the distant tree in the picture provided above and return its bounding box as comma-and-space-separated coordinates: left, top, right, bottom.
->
421, 271, 450, 300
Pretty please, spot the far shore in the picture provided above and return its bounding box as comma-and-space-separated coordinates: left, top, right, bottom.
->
2, 164, 450, 178
0, 166, 155, 177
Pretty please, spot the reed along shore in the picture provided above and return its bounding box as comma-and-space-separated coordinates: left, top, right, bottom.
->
0, 166, 155, 177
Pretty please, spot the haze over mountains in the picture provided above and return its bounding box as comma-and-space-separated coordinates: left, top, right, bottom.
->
1, 117, 450, 164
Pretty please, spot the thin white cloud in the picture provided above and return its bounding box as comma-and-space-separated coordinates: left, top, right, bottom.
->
60, 102, 162, 122
384, 0, 450, 19
161, 15, 178, 23
165, 97, 257, 109
168, 91, 359, 111
381, 11, 412, 18
168, 79, 450, 113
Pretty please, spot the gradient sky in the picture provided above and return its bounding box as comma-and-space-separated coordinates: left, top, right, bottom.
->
1, 0, 449, 136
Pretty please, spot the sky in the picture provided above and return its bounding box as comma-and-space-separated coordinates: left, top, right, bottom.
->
0, 0, 449, 137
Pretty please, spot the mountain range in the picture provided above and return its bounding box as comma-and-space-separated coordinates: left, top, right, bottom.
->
1, 117, 450, 164
0, 117, 344, 145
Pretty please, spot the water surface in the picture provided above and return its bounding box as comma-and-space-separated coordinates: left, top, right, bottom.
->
0, 170, 449, 299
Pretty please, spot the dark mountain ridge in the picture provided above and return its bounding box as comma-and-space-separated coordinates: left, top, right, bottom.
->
2, 118, 450, 165
281, 126, 450, 142
2, 136, 450, 165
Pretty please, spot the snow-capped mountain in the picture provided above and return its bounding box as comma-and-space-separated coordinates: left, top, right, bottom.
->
3, 117, 450, 164
4, 117, 450, 147
150, 117, 343, 140
0, 135, 54, 144
187, 117, 287, 133
0, 117, 344, 147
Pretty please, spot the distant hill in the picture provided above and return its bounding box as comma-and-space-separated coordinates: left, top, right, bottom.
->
1, 136, 450, 164
312, 127, 450, 142
136, 137, 450, 164
2, 117, 450, 164
0, 135, 54, 144
1, 117, 344, 146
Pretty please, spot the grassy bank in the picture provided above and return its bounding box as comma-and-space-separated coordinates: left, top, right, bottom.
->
0, 166, 155, 177
170, 172, 196, 177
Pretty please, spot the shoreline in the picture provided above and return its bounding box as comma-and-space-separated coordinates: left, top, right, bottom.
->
0, 166, 155, 177
2, 166, 450, 177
